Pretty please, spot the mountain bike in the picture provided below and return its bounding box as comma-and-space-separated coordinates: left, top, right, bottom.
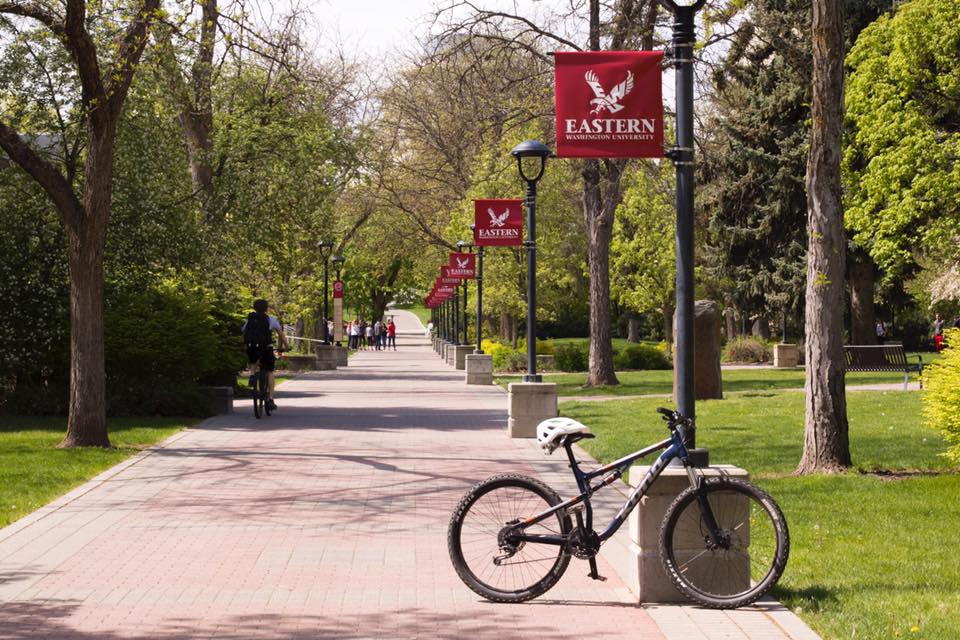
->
249, 349, 285, 419
447, 407, 789, 609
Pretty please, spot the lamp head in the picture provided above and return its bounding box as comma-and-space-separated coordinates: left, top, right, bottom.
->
456, 240, 465, 249
658, 0, 706, 11
511, 139, 551, 183
332, 254, 344, 265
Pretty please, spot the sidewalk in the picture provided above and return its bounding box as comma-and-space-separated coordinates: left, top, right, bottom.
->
0, 311, 817, 639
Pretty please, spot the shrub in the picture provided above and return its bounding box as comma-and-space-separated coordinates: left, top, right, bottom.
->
614, 344, 671, 370
554, 343, 589, 372
922, 328, 960, 462
722, 336, 771, 364
517, 338, 554, 355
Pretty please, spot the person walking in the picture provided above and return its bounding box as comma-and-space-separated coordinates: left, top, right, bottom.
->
932, 313, 946, 352
875, 320, 887, 345
387, 318, 397, 350
374, 319, 384, 351
365, 322, 374, 349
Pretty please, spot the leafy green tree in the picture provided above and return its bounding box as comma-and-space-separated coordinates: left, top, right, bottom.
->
844, 0, 960, 282
611, 162, 675, 346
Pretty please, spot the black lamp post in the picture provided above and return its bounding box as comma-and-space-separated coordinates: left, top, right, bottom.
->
331, 254, 345, 346
469, 224, 484, 354
457, 240, 472, 346
661, 0, 708, 465
511, 139, 550, 383
318, 240, 334, 344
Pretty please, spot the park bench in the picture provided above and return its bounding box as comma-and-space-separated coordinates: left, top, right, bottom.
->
843, 343, 922, 390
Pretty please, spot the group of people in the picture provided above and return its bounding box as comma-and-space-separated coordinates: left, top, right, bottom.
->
347, 318, 397, 351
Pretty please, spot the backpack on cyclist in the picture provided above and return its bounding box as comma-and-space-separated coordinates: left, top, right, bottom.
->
244, 312, 272, 346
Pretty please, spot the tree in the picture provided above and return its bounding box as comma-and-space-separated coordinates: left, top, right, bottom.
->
844, 0, 960, 285
610, 162, 675, 347
0, 0, 160, 447
798, 0, 851, 474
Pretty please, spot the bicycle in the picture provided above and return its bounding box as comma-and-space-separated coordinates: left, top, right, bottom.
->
249, 348, 285, 419
447, 407, 789, 609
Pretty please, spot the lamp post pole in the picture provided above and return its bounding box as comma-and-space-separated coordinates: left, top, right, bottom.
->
332, 255, 344, 347
319, 240, 333, 344
662, 0, 707, 464
470, 225, 484, 354
511, 140, 550, 384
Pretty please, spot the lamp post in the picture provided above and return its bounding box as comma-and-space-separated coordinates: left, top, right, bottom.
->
511, 140, 550, 383
660, 0, 707, 465
332, 254, 345, 346
469, 224, 484, 354
457, 240, 472, 345
318, 240, 334, 343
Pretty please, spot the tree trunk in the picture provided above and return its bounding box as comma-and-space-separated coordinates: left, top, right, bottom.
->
662, 300, 674, 355
848, 254, 876, 345
798, 0, 851, 474
61, 127, 114, 448
627, 314, 640, 343
583, 160, 620, 386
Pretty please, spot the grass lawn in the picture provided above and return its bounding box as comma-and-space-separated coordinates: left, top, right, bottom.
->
497, 367, 924, 396
563, 392, 959, 639
0, 416, 191, 527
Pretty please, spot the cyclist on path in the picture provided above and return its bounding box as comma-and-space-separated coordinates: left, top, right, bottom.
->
242, 299, 288, 411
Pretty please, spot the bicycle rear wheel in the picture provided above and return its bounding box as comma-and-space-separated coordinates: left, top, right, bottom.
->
659, 477, 789, 609
253, 373, 263, 419
448, 474, 571, 603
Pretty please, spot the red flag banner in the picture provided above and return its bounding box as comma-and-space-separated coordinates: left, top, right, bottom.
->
332, 279, 344, 299
439, 267, 461, 285
447, 252, 476, 279
474, 199, 524, 247
554, 51, 663, 158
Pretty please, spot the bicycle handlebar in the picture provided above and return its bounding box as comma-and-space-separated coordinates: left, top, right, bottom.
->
657, 406, 695, 445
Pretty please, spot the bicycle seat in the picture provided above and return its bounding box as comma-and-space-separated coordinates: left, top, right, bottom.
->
536, 417, 593, 454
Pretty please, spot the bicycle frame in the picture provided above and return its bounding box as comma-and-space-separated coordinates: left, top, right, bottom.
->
513, 428, 701, 547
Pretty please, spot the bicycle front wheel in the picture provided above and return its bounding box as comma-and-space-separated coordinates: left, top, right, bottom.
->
448, 474, 572, 603
659, 477, 789, 609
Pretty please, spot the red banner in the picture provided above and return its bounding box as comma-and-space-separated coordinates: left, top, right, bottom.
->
447, 252, 476, 279
332, 279, 344, 299
554, 51, 663, 158
439, 268, 461, 285
474, 199, 523, 246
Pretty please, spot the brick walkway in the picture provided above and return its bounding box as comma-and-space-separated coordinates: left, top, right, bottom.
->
0, 311, 818, 639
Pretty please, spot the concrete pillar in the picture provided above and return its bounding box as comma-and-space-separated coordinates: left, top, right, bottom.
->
454, 345, 471, 370
675, 300, 722, 401
508, 382, 557, 438
774, 343, 799, 368
625, 465, 749, 602
314, 345, 338, 371
334, 345, 348, 367
465, 354, 493, 385
446, 344, 457, 366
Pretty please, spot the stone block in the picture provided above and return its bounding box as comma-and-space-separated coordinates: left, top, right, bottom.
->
199, 386, 233, 415
465, 354, 493, 385
334, 346, 348, 367
454, 345, 471, 370
314, 345, 339, 371
625, 464, 749, 602
774, 343, 800, 368
673, 300, 723, 400
535, 354, 556, 370
283, 354, 318, 371
508, 382, 557, 438
446, 344, 456, 366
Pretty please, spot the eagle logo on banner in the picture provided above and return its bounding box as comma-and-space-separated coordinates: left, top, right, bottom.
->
456, 257, 470, 269
585, 69, 634, 114
488, 208, 510, 228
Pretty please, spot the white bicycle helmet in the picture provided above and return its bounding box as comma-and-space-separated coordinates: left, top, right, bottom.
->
536, 417, 592, 454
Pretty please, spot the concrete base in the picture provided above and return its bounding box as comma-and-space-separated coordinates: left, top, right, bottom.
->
625, 464, 749, 602
465, 354, 493, 385
774, 343, 799, 368
454, 345, 471, 370
446, 344, 457, 366
313, 345, 339, 371
199, 386, 233, 415
283, 354, 318, 372
507, 382, 557, 438
334, 346, 348, 367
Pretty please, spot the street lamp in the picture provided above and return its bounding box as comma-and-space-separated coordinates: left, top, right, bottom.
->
512, 139, 550, 383
469, 224, 484, 354
456, 240, 472, 346
318, 240, 334, 344
660, 0, 708, 466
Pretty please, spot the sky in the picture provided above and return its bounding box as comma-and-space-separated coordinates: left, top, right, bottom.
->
317, 0, 456, 56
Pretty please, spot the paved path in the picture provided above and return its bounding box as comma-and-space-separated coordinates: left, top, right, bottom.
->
0, 311, 817, 639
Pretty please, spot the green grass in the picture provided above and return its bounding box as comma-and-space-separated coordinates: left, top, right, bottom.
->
497, 367, 923, 397
0, 415, 191, 527
563, 392, 959, 639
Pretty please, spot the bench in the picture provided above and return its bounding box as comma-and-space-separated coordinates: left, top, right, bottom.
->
844, 343, 922, 390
